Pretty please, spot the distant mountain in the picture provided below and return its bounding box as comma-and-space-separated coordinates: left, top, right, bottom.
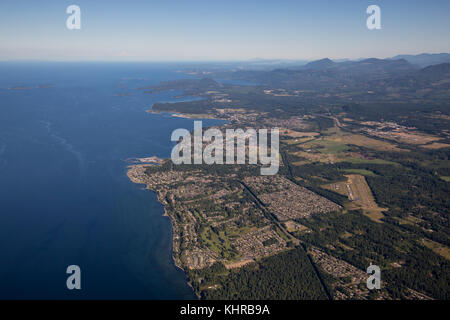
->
231, 58, 416, 90
389, 53, 450, 68
373, 62, 450, 92
303, 58, 335, 70
227, 58, 450, 104
301, 57, 414, 75
334, 58, 414, 77
418, 62, 450, 80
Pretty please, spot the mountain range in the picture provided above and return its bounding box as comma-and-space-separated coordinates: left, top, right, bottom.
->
227, 56, 449, 104
389, 53, 450, 68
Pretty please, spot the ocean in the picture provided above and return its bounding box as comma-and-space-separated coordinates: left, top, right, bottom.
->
0, 62, 223, 299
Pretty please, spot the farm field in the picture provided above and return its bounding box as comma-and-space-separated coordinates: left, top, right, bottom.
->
326, 132, 405, 152
289, 126, 406, 165
422, 142, 450, 149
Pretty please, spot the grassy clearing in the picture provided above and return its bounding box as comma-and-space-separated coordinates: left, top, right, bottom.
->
323, 127, 405, 152
421, 239, 450, 260
281, 137, 316, 145
397, 215, 423, 226
340, 157, 398, 165
224, 225, 253, 238
280, 129, 320, 138
283, 220, 310, 233
422, 142, 450, 149
275, 226, 290, 241
341, 169, 377, 176
335, 241, 353, 251
363, 209, 385, 223
291, 126, 402, 166
340, 231, 353, 239
201, 227, 235, 259
302, 139, 349, 153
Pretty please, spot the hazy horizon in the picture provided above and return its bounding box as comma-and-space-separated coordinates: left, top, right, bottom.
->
1, 0, 449, 62
1, 52, 449, 64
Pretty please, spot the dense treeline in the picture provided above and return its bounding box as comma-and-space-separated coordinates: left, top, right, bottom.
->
334, 157, 450, 243
342, 103, 450, 136
193, 247, 328, 300
298, 211, 450, 299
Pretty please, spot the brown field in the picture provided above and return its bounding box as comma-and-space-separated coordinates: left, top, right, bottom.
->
289, 125, 406, 166
340, 231, 353, 239
421, 239, 450, 260
323, 174, 385, 223
291, 160, 311, 166
291, 149, 397, 166
291, 150, 339, 163
225, 259, 255, 269
397, 215, 423, 226
282, 137, 316, 145
283, 220, 310, 233
365, 129, 441, 145
336, 241, 353, 251
326, 132, 405, 152
388, 132, 439, 145
428, 113, 450, 121
280, 129, 320, 138
422, 142, 450, 149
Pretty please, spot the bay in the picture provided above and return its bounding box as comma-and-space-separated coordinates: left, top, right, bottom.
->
0, 62, 223, 299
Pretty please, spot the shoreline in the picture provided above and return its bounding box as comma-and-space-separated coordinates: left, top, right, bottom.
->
126, 162, 201, 299
146, 109, 219, 120
126, 163, 183, 264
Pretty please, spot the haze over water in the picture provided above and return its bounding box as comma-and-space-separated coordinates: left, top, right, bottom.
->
0, 62, 223, 299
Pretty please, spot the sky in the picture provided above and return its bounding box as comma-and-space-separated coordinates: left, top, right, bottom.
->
0, 0, 449, 61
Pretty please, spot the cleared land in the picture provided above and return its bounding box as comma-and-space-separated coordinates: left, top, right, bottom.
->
421, 239, 450, 260
323, 174, 385, 222
280, 129, 320, 138
283, 220, 310, 233
341, 169, 377, 176
326, 132, 405, 152
422, 142, 450, 149
290, 127, 404, 165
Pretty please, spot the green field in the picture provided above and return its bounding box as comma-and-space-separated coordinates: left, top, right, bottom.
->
201, 227, 236, 260
303, 139, 349, 153
341, 157, 399, 165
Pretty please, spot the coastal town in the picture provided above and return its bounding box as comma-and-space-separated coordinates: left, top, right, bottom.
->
126, 70, 449, 300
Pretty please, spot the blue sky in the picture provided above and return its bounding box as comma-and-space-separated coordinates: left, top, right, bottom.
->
0, 0, 449, 61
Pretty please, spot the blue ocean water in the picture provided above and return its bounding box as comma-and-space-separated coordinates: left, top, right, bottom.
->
0, 62, 223, 299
